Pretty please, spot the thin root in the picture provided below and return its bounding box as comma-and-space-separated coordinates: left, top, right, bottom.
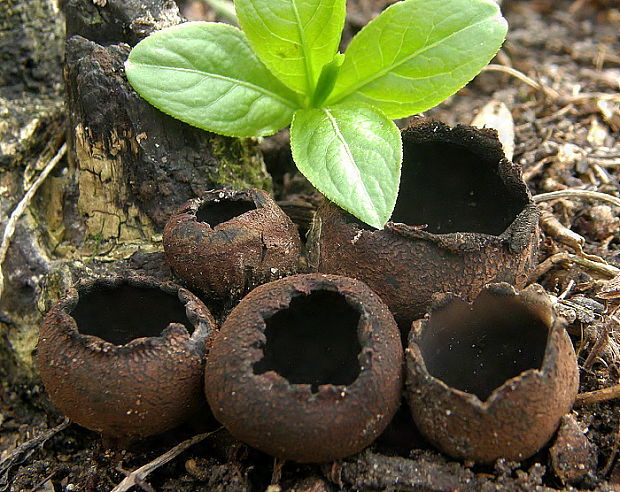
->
0, 142, 67, 299
533, 189, 620, 209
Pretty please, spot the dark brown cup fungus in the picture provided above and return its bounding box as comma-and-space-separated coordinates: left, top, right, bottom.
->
163, 189, 301, 301
307, 119, 540, 328
405, 283, 579, 464
204, 274, 403, 463
37, 276, 216, 442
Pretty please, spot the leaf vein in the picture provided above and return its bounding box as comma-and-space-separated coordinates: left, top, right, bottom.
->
322, 108, 375, 210
129, 62, 296, 109
331, 16, 495, 103
291, 0, 314, 92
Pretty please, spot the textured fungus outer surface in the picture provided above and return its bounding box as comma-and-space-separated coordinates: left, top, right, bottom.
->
307, 119, 540, 328
163, 189, 301, 301
405, 283, 579, 464
204, 274, 403, 463
37, 276, 216, 440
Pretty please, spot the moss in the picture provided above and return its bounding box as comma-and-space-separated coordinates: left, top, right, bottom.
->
209, 135, 272, 192
6, 322, 40, 381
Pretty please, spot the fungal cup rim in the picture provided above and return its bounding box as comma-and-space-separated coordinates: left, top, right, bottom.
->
180, 189, 270, 230
408, 283, 565, 408
49, 276, 213, 355
228, 276, 392, 397
322, 190, 539, 249
317, 118, 539, 244
254, 286, 372, 395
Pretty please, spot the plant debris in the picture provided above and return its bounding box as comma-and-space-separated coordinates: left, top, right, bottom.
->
2, 0, 620, 490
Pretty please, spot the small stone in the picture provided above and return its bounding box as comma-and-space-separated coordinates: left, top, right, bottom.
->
549, 415, 597, 485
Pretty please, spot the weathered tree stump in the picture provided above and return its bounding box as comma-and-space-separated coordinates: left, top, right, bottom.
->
0, 0, 65, 381
0, 0, 271, 382
63, 0, 270, 244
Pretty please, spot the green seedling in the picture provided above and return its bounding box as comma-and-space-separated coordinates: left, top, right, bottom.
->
125, 0, 507, 229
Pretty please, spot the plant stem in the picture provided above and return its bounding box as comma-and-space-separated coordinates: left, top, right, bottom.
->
200, 0, 237, 24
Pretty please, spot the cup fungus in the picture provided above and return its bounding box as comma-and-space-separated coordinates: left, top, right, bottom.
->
204, 274, 403, 463
163, 189, 301, 301
307, 119, 540, 329
405, 283, 579, 464
37, 276, 216, 443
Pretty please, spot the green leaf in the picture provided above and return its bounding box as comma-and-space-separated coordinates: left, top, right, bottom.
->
125, 22, 299, 137
328, 0, 508, 118
310, 53, 345, 108
235, 0, 346, 95
290, 104, 401, 229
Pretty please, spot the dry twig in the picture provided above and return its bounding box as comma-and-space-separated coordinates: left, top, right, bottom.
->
0, 419, 70, 482
539, 210, 609, 264
576, 384, 620, 406
522, 155, 556, 183
271, 457, 285, 486
482, 64, 561, 100
567, 254, 619, 278
533, 189, 620, 208
540, 210, 585, 253
583, 316, 618, 370
0, 142, 67, 299
111, 428, 221, 492
528, 252, 619, 282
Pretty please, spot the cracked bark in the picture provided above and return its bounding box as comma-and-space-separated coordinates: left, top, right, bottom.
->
0, 0, 271, 382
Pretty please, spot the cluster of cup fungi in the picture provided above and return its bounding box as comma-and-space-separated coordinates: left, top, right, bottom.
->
37, 119, 579, 465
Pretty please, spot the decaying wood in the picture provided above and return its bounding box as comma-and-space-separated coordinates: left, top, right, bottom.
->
0, 0, 66, 382
61, 0, 182, 46
0, 143, 67, 300
63, 0, 271, 242
0, 0, 271, 382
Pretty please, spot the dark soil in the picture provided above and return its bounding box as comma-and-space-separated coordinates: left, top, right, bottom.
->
2, 0, 620, 490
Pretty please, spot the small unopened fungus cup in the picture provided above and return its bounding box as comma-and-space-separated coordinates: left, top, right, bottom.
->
405, 283, 579, 463
163, 189, 301, 302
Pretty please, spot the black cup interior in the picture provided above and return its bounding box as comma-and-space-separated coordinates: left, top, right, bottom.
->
253, 290, 362, 392
72, 284, 191, 345
196, 198, 256, 226
391, 141, 527, 235
417, 293, 548, 401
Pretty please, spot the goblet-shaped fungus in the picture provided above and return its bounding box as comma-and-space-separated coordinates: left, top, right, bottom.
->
405, 283, 579, 463
204, 274, 403, 463
307, 119, 540, 329
163, 189, 301, 301
37, 276, 216, 442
